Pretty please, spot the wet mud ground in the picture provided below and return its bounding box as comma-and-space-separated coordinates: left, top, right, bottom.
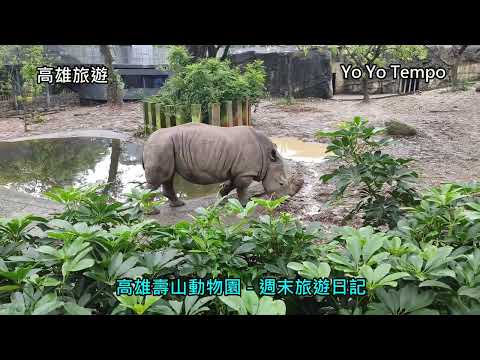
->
253, 84, 480, 228
1, 83, 479, 228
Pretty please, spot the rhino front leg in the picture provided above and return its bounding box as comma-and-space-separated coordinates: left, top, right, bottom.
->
162, 177, 185, 207
234, 176, 253, 206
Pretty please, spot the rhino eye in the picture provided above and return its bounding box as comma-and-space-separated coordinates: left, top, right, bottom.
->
270, 149, 277, 161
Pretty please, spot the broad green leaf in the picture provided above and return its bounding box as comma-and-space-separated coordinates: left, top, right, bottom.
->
458, 286, 480, 300
219, 296, 245, 314
32, 293, 64, 315
0, 285, 19, 292
419, 280, 452, 290
257, 296, 286, 315
64, 302, 93, 315
242, 290, 259, 314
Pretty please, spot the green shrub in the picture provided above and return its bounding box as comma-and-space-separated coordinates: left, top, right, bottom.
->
149, 46, 267, 119
1, 180, 480, 315
394, 182, 480, 246
316, 116, 419, 228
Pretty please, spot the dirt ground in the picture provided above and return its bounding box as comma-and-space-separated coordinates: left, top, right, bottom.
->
1, 83, 479, 228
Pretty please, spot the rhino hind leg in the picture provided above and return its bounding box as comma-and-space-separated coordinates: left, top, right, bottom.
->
219, 180, 235, 197
162, 177, 185, 207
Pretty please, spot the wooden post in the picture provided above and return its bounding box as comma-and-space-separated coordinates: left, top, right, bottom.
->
143, 101, 149, 134
221, 101, 233, 127
242, 99, 249, 126
146, 102, 155, 135
155, 103, 163, 129
233, 100, 243, 126
175, 105, 187, 125
151, 102, 157, 132
165, 105, 174, 127
209, 103, 221, 126
191, 104, 202, 123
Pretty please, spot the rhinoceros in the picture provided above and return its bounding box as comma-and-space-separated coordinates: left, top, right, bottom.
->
142, 123, 288, 207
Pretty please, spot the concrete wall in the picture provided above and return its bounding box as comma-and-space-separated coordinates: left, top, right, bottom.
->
46, 45, 169, 66
458, 62, 480, 81
230, 48, 333, 99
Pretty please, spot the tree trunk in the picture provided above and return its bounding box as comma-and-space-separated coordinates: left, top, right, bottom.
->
14, 67, 23, 111
287, 54, 294, 101
99, 45, 123, 106
45, 83, 50, 109
207, 45, 217, 58
362, 77, 370, 102
451, 62, 459, 87
105, 139, 121, 194
220, 45, 231, 61
450, 45, 468, 88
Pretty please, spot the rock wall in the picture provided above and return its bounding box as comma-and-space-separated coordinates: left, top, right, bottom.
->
229, 49, 333, 99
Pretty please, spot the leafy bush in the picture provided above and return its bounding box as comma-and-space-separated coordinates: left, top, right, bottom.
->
316, 116, 419, 228
149, 45, 267, 119
1, 179, 480, 315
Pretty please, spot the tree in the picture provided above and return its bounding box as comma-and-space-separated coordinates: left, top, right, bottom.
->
330, 45, 428, 102
184, 45, 231, 61
99, 45, 124, 106
0, 45, 50, 110
430, 45, 469, 88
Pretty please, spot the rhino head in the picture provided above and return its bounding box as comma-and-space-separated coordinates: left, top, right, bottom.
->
262, 145, 289, 196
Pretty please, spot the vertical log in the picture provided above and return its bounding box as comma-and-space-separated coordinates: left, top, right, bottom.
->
151, 102, 157, 132
222, 100, 233, 127
191, 104, 202, 123
175, 105, 187, 125
241, 99, 249, 126
233, 100, 243, 126
155, 103, 162, 129
165, 105, 174, 127
143, 101, 149, 134
210, 103, 221, 126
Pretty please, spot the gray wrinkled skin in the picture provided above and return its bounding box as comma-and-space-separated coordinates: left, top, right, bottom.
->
142, 123, 288, 207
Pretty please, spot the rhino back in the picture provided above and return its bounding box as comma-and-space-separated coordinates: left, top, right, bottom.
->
166, 123, 265, 184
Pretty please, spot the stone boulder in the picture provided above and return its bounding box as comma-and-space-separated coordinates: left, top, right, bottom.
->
385, 120, 417, 136
476, 86, 480, 92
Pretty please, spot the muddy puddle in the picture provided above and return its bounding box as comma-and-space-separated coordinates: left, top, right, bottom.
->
0, 137, 219, 200
271, 137, 328, 163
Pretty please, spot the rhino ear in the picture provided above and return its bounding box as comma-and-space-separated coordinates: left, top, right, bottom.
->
270, 149, 277, 161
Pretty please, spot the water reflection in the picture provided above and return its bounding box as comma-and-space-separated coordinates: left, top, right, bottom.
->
0, 137, 218, 200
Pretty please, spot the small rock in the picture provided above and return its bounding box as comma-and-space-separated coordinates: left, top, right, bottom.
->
476, 86, 480, 92
385, 120, 417, 137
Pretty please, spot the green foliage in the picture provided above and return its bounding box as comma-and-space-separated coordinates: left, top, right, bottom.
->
0, 215, 47, 243
1, 178, 480, 315
219, 289, 286, 315
150, 46, 266, 118
331, 45, 428, 69
123, 187, 166, 216
394, 183, 480, 246
316, 117, 419, 228
365, 284, 439, 315
148, 295, 215, 315
0, 45, 51, 97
